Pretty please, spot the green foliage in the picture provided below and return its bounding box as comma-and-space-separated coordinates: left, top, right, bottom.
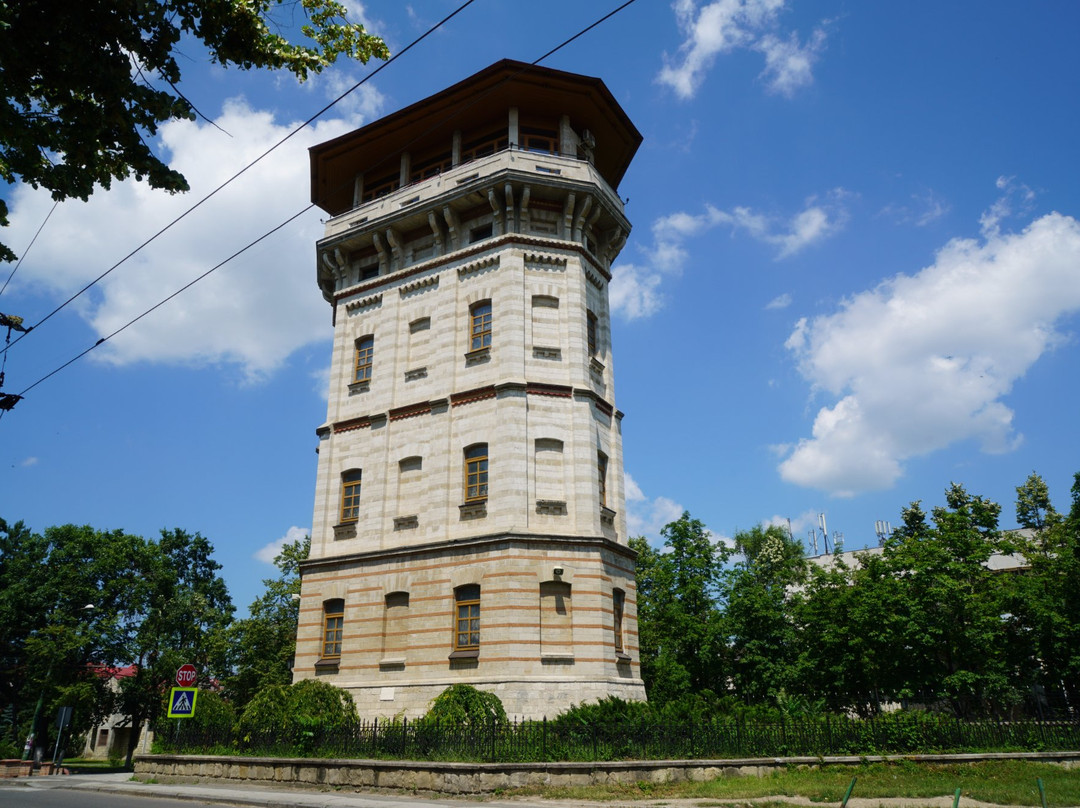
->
631, 511, 729, 705
421, 684, 507, 726
724, 523, 807, 704
0, 0, 388, 262
0, 520, 233, 764
224, 535, 308, 710
184, 690, 235, 736
237, 679, 358, 739
552, 696, 653, 730
0, 735, 18, 759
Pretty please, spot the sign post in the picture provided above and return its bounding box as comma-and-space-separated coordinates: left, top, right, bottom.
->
169, 663, 199, 749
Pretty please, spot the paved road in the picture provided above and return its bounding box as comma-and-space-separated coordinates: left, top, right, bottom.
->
0, 772, 550, 808
0, 787, 222, 807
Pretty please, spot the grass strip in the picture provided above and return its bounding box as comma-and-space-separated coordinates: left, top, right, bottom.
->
495, 760, 1080, 805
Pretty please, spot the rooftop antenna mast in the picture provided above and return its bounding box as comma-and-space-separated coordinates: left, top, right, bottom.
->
874, 520, 893, 546
807, 528, 818, 556
818, 513, 830, 554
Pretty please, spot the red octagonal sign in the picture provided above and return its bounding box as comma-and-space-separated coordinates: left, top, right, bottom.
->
175, 664, 197, 687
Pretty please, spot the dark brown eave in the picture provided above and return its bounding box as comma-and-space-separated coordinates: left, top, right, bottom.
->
310, 59, 642, 217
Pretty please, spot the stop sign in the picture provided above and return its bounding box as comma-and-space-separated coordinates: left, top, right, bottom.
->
175, 664, 197, 687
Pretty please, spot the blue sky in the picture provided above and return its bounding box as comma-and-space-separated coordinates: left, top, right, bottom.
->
3, 1, 1080, 613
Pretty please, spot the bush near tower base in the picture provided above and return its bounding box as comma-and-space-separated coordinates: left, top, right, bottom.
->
421, 685, 508, 726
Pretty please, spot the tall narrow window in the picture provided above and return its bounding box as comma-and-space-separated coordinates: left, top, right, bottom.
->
613, 589, 625, 653
453, 584, 480, 653
323, 598, 344, 659
464, 444, 488, 502
340, 469, 362, 523
597, 452, 608, 509
586, 311, 598, 357
469, 301, 492, 351
354, 335, 374, 383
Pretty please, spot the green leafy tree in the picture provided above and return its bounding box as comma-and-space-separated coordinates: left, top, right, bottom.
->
1010, 472, 1080, 712
115, 528, 234, 766
630, 511, 729, 705
0, 522, 151, 757
224, 535, 308, 710
724, 524, 806, 704
877, 486, 1018, 716
0, 0, 389, 262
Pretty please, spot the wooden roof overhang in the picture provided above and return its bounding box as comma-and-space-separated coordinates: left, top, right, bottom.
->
310, 59, 642, 217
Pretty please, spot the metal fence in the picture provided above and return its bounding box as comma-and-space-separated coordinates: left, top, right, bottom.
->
159, 715, 1080, 762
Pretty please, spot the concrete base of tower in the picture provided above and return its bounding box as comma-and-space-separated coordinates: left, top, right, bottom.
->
336, 675, 647, 721
294, 532, 647, 720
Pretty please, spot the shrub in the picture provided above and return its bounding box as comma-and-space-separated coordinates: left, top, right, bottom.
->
421, 685, 507, 726
237, 680, 357, 740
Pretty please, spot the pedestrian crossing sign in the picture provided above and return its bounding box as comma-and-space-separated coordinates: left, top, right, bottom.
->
167, 687, 198, 718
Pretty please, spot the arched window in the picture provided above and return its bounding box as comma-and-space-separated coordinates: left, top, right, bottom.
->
340, 469, 362, 523
322, 598, 344, 659
464, 444, 488, 502
453, 584, 481, 653
469, 300, 492, 351
353, 335, 374, 383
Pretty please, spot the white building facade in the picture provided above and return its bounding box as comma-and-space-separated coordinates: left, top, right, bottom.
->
293, 61, 646, 718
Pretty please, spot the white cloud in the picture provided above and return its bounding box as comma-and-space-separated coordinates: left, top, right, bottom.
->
610, 263, 666, 320
880, 189, 950, 228
312, 363, 333, 401
5, 85, 385, 382
779, 208, 1080, 496
766, 292, 792, 310
20, 456, 39, 467
979, 175, 1035, 237
755, 28, 826, 97
255, 525, 310, 564
625, 473, 686, 542
658, 0, 827, 99
610, 195, 845, 320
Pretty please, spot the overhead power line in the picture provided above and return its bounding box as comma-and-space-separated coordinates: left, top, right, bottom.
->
3, 0, 643, 413
0, 0, 479, 358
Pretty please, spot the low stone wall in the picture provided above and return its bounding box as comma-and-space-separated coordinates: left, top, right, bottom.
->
135, 751, 1080, 795
0, 759, 33, 778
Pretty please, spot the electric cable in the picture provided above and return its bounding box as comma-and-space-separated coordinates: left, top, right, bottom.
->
0, 0, 479, 357
4, 0, 643, 411
0, 199, 59, 298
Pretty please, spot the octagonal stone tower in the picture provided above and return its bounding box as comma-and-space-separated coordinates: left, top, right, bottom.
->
293, 60, 646, 718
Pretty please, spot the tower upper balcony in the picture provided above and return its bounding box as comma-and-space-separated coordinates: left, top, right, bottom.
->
309, 60, 642, 302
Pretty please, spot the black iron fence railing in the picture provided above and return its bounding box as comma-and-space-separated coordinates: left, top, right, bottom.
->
157, 715, 1080, 762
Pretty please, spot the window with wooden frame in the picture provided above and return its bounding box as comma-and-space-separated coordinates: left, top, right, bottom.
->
322, 598, 345, 659
340, 469, 362, 523
453, 584, 480, 653
461, 129, 509, 163
520, 125, 559, 155
464, 443, 488, 502
612, 588, 625, 653
408, 151, 451, 183
353, 335, 374, 383
597, 451, 608, 509
361, 173, 397, 201
469, 300, 492, 351
586, 310, 598, 357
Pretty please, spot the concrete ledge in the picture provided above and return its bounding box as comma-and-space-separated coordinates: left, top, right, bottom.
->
135, 751, 1080, 795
